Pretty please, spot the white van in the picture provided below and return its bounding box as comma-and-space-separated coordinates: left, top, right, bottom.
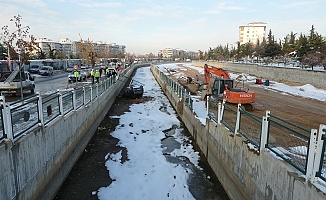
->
39, 66, 54, 76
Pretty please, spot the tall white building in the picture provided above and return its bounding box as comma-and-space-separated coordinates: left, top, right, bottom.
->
239, 22, 267, 45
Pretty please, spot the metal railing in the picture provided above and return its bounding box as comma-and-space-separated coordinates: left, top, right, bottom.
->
0, 111, 4, 140
267, 113, 311, 174
318, 136, 326, 181
238, 107, 262, 148
10, 95, 40, 139
156, 65, 326, 184
0, 74, 119, 142
153, 67, 194, 111
75, 89, 84, 109
205, 99, 326, 184
220, 104, 237, 133
42, 92, 61, 125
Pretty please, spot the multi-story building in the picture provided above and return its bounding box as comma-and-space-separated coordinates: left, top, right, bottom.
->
158, 48, 198, 59
34, 38, 62, 55
34, 38, 125, 58
239, 22, 267, 45
108, 43, 126, 56
59, 38, 73, 58
158, 48, 177, 58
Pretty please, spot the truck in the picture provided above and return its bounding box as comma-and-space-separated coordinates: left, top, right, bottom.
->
0, 70, 35, 96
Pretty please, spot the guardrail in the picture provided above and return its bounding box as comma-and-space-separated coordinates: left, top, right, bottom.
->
206, 99, 326, 183
154, 67, 193, 111
151, 65, 326, 184
0, 74, 119, 143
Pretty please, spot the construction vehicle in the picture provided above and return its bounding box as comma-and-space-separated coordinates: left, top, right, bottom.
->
203, 64, 255, 110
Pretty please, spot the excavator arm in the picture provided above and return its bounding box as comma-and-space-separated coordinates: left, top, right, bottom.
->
204, 64, 231, 85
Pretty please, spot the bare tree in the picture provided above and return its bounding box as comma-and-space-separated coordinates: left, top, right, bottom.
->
1, 15, 36, 98
302, 51, 323, 70
75, 36, 96, 68
321, 57, 326, 70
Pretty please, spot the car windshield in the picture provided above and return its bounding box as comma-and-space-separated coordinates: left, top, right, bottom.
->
40, 67, 48, 70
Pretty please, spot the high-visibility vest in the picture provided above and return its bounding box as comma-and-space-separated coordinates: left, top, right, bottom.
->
74, 71, 79, 78
91, 70, 95, 76
95, 71, 100, 77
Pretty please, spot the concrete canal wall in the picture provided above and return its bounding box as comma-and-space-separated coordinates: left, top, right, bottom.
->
151, 65, 325, 200
0, 65, 146, 200
192, 60, 326, 89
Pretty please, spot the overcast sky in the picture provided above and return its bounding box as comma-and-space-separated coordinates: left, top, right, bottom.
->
0, 0, 325, 55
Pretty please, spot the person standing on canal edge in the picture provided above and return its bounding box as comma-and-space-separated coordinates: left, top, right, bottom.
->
91, 68, 95, 84
74, 70, 79, 83
95, 69, 100, 83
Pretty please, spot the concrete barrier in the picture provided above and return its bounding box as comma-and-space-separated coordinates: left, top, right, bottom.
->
192, 60, 326, 89
0, 65, 140, 200
151, 65, 325, 200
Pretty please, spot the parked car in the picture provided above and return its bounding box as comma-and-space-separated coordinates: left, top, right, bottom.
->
39, 66, 53, 76
66, 66, 74, 72
28, 65, 41, 74
68, 71, 86, 83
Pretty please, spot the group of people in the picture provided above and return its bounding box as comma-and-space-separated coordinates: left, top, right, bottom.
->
90, 67, 119, 84
90, 69, 100, 84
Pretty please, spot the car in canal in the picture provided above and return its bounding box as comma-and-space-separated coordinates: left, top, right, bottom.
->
123, 79, 144, 98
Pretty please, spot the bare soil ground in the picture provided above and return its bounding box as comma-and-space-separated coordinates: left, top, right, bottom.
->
168, 64, 325, 132
54, 65, 324, 199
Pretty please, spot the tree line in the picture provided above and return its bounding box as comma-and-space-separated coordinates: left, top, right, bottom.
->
199, 25, 326, 70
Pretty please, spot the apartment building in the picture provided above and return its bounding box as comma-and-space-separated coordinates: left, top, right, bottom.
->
158, 48, 177, 58
239, 22, 267, 45
158, 48, 198, 59
34, 38, 125, 58
59, 38, 74, 57
34, 38, 62, 54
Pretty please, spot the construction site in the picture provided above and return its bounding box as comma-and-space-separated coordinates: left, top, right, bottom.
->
162, 62, 325, 131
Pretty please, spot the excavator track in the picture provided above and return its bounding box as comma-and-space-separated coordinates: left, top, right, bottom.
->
243, 103, 254, 111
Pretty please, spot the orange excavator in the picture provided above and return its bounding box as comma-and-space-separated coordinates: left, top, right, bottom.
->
203, 64, 255, 110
